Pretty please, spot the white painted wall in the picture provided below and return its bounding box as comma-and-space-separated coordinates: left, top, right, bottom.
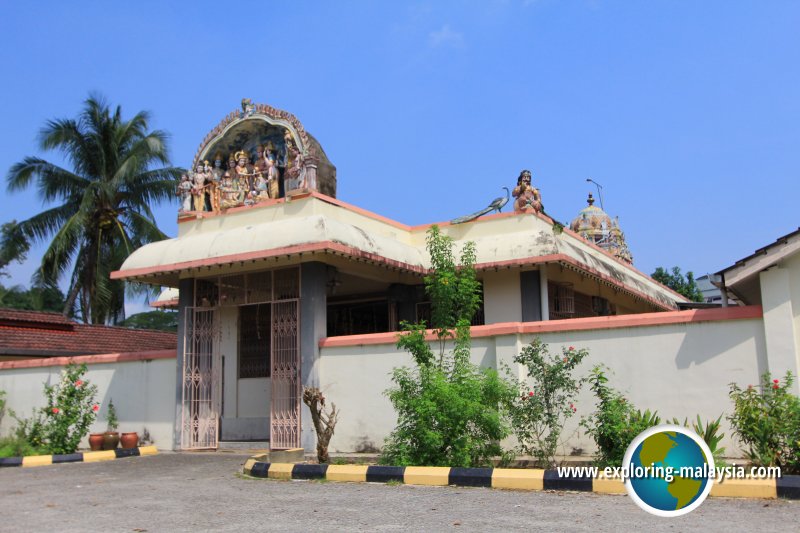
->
0, 358, 176, 449
482, 270, 522, 324
320, 317, 768, 457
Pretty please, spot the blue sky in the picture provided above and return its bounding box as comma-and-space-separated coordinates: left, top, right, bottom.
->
1, 1, 798, 314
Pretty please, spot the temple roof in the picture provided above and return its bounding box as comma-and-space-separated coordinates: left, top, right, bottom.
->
570, 194, 633, 264
113, 193, 684, 310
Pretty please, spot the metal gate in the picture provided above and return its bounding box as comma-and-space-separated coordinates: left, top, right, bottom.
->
270, 269, 301, 449
181, 307, 221, 449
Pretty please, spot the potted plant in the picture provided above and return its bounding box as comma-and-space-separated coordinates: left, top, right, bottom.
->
102, 399, 119, 450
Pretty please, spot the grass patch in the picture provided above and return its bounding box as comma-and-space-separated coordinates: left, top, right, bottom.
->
0, 435, 47, 458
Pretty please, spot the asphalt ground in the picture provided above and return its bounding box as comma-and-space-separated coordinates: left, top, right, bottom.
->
1, 452, 797, 532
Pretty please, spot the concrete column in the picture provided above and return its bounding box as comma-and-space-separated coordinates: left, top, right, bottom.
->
173, 278, 194, 450
539, 264, 550, 321
760, 267, 800, 394
300, 262, 327, 452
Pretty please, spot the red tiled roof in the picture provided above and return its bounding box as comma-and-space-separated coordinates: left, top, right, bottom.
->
0, 308, 177, 357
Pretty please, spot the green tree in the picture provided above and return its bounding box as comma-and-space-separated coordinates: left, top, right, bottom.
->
4, 95, 182, 324
0, 281, 67, 313
651, 266, 704, 302
121, 310, 178, 331
382, 225, 514, 467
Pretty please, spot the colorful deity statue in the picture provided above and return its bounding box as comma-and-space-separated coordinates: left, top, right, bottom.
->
177, 173, 193, 212
283, 129, 304, 192
512, 169, 543, 214
192, 162, 211, 211
209, 153, 225, 211
220, 155, 240, 209
265, 141, 280, 199
234, 150, 254, 203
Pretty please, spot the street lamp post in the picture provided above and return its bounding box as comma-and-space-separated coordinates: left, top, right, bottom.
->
586, 178, 605, 211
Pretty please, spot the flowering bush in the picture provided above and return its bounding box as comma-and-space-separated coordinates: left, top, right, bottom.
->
382, 226, 515, 467
504, 339, 588, 468
38, 363, 99, 454
729, 372, 800, 474
580, 365, 661, 467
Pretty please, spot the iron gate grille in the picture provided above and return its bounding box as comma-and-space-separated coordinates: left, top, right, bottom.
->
181, 307, 220, 449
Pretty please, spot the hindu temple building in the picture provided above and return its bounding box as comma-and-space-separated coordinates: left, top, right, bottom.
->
103, 99, 687, 452
570, 193, 633, 265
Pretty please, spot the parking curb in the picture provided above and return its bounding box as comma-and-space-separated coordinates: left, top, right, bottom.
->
241, 461, 800, 500
0, 445, 158, 468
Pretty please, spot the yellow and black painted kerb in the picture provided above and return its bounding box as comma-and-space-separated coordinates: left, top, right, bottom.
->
242, 460, 800, 500
0, 445, 158, 468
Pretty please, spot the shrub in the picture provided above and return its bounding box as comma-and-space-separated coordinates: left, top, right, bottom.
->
504, 339, 588, 468
38, 363, 100, 454
729, 372, 800, 474
106, 398, 119, 432
670, 415, 727, 466
382, 226, 514, 467
581, 365, 661, 467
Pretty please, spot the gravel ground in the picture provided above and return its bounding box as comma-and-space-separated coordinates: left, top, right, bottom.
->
1, 452, 797, 532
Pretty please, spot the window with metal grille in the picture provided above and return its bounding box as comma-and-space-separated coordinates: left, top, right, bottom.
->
548, 282, 575, 319
239, 303, 271, 378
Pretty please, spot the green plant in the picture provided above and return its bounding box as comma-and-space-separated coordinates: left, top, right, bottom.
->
580, 365, 661, 467
0, 433, 47, 458
0, 389, 6, 427
728, 372, 800, 474
670, 415, 727, 466
504, 339, 588, 468
382, 226, 514, 468
106, 399, 119, 432
11, 363, 100, 455
4, 95, 182, 323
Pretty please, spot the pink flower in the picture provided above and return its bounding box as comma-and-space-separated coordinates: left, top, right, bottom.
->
528, 391, 534, 397
773, 379, 779, 384
75, 380, 83, 387
569, 403, 574, 408
52, 407, 59, 414
748, 385, 753, 390
773, 384, 779, 390
563, 357, 568, 363
92, 404, 100, 412
569, 346, 575, 351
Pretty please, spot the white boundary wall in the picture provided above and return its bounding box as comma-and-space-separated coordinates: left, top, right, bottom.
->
319, 310, 770, 457
0, 351, 176, 450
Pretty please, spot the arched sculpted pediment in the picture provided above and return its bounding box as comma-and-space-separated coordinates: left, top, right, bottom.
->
178, 100, 336, 217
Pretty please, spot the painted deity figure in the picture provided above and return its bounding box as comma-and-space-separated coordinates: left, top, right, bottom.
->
192, 163, 211, 211
220, 156, 240, 209
234, 150, 253, 205
512, 169, 543, 214
209, 154, 225, 211
282, 129, 303, 192
177, 173, 193, 212
265, 142, 279, 199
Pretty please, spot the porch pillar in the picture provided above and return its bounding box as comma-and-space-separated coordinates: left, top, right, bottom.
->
300, 262, 327, 452
539, 264, 550, 321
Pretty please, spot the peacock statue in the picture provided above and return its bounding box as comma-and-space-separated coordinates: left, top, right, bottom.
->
450, 187, 510, 225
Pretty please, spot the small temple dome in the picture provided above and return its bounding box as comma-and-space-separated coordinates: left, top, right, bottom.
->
570, 194, 633, 264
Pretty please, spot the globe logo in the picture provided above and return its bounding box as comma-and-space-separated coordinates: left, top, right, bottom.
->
623, 424, 715, 517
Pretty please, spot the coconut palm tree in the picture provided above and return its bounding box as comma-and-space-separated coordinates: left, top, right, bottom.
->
4, 95, 182, 324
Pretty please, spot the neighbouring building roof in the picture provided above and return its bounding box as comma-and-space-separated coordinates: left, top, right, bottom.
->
0, 308, 177, 358
714, 227, 800, 305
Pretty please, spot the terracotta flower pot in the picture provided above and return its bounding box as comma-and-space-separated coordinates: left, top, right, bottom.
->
120, 432, 139, 449
89, 433, 104, 451
102, 431, 119, 450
